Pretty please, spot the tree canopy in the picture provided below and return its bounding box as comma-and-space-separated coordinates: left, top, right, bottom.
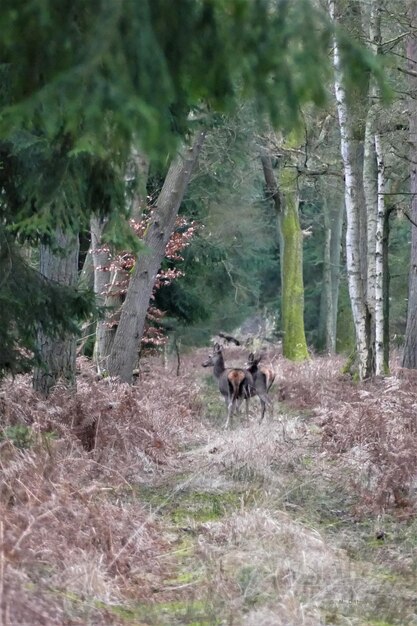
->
0, 0, 381, 377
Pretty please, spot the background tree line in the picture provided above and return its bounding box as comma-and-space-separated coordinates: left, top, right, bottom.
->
1, 0, 416, 393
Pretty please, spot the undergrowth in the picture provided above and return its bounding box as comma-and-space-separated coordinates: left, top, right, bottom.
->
0, 348, 416, 625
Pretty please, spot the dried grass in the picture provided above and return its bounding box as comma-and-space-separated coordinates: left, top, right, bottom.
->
196, 507, 357, 626
1, 347, 417, 624
0, 356, 207, 625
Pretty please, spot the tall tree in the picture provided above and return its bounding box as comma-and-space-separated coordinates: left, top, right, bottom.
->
260, 152, 309, 360
91, 151, 149, 374
107, 131, 206, 382
330, 0, 374, 378
363, 0, 386, 374
33, 230, 80, 395
403, 1, 417, 368
318, 188, 344, 354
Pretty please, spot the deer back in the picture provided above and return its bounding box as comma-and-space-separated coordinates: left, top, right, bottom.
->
202, 344, 252, 400
246, 352, 275, 396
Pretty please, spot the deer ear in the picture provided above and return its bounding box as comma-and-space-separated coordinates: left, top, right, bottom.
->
213, 343, 221, 352
248, 353, 254, 360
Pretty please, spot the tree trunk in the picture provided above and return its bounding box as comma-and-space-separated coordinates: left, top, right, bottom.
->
403, 2, 417, 368
280, 169, 309, 360
318, 191, 344, 353
260, 154, 284, 286
330, 0, 371, 379
90, 216, 113, 373
364, 115, 378, 317
92, 151, 150, 372
107, 131, 206, 382
33, 229, 80, 396
366, 0, 385, 375
260, 154, 308, 361
374, 131, 385, 373
77, 246, 95, 356
383, 207, 393, 370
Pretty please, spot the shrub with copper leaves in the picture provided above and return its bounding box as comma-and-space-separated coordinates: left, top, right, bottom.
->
93, 214, 198, 348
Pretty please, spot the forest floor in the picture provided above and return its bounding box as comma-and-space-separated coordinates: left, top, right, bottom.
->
1, 345, 417, 625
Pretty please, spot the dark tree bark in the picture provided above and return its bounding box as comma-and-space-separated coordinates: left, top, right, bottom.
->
107, 131, 206, 382
33, 229, 80, 396
403, 4, 417, 368
318, 192, 343, 353
91, 151, 150, 372
383, 207, 394, 370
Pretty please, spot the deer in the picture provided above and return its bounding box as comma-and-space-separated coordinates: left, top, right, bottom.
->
202, 343, 253, 429
245, 352, 276, 422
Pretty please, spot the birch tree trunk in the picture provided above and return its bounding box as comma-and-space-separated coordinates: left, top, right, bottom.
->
107, 131, 206, 382
364, 116, 377, 319
402, 1, 417, 368
330, 0, 371, 378
374, 132, 385, 373
33, 229, 80, 396
366, 0, 385, 375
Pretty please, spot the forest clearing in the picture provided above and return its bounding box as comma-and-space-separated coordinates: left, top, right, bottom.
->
1, 345, 417, 625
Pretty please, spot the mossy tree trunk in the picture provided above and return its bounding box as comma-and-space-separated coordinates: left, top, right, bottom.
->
261, 155, 309, 361
280, 169, 309, 360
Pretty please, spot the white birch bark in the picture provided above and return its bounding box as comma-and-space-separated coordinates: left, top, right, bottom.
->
330, 0, 369, 378
374, 132, 385, 373
364, 115, 377, 316
367, 0, 385, 374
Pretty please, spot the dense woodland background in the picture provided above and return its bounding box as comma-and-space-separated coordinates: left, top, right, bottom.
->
2, 1, 417, 625
1, 0, 417, 387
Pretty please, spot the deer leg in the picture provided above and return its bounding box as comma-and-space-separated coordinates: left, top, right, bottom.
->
224, 397, 233, 429
259, 392, 273, 423
259, 398, 266, 423
245, 397, 250, 421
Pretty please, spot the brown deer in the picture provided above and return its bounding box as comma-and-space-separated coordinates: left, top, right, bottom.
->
202, 343, 253, 429
245, 352, 275, 422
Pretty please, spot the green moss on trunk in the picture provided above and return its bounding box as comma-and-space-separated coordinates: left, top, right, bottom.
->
280, 169, 309, 361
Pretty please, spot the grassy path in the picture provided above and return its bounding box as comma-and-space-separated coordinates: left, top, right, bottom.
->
115, 363, 417, 626
2, 350, 417, 625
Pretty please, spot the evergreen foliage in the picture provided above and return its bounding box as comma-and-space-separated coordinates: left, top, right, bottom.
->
0, 233, 93, 377
0, 0, 384, 375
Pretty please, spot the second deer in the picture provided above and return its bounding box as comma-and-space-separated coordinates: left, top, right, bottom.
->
202, 343, 253, 429
245, 352, 276, 422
